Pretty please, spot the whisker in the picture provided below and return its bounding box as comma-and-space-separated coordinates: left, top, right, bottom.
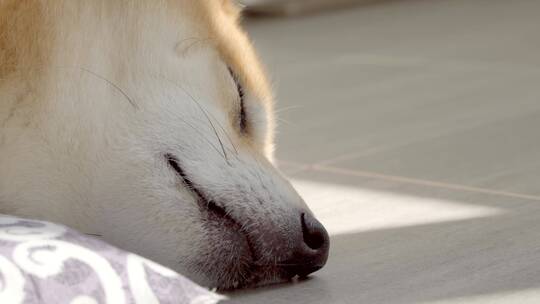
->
274, 105, 303, 114
205, 110, 240, 157
154, 75, 231, 164
276, 117, 297, 127
185, 92, 231, 164
5, 66, 139, 110
79, 67, 139, 110
177, 119, 224, 157
176, 37, 212, 56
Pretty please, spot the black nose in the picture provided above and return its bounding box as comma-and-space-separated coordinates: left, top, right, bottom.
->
282, 213, 330, 278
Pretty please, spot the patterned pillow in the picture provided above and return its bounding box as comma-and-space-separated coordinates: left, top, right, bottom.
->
0, 214, 226, 304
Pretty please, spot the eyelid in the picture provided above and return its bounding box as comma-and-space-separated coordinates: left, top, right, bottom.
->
228, 67, 248, 133
228, 68, 244, 100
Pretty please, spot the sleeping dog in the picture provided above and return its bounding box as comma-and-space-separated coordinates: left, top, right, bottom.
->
0, 0, 329, 290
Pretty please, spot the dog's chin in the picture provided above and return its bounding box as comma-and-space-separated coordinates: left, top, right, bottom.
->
188, 203, 295, 290
198, 255, 297, 291
207, 261, 297, 291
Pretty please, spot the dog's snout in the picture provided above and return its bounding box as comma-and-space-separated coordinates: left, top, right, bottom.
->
281, 212, 330, 278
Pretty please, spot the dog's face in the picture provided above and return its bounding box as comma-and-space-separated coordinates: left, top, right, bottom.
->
0, 0, 329, 289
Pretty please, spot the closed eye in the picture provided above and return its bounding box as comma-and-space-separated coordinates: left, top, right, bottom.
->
228, 67, 248, 134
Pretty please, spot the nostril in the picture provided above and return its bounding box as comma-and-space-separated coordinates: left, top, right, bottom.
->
301, 213, 327, 250
280, 212, 330, 279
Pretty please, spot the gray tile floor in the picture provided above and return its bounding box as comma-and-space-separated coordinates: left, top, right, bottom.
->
231, 0, 540, 303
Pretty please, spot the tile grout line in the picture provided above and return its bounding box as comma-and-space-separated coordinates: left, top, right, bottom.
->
315, 165, 540, 202
279, 160, 540, 202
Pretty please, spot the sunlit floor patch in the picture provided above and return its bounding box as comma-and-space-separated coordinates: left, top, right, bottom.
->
291, 179, 503, 236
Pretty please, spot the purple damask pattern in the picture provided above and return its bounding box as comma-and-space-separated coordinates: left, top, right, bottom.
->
0, 214, 226, 304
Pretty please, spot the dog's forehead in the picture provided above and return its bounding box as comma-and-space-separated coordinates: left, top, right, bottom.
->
185, 0, 273, 106
0, 0, 273, 113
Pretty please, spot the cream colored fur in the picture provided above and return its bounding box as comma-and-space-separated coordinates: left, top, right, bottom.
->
0, 0, 320, 289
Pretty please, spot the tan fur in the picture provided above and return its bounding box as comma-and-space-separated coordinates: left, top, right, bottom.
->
0, 0, 271, 100
188, 0, 275, 151
0, 0, 274, 149
0, 0, 49, 78
194, 1, 272, 99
